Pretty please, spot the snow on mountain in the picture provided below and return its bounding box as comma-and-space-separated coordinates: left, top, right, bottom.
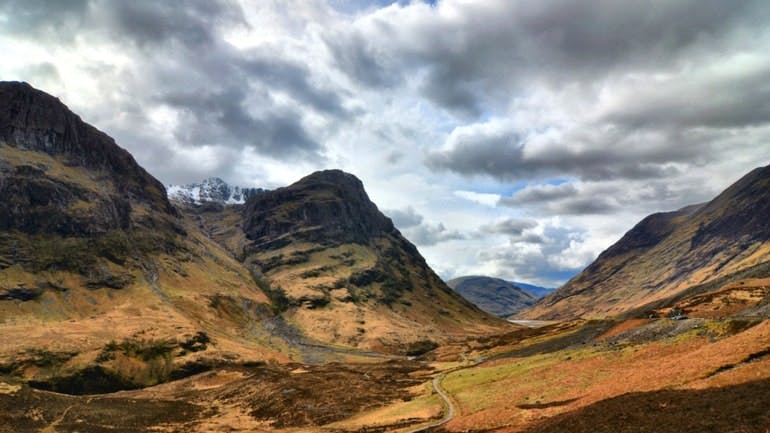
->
167, 177, 266, 205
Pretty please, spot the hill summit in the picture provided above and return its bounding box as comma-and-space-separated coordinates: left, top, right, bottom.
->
234, 169, 503, 352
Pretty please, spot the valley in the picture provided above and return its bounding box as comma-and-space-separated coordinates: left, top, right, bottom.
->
1, 82, 769, 433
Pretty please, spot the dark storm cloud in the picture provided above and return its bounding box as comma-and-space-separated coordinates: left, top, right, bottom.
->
426, 124, 705, 182
163, 87, 320, 158
240, 56, 349, 118
480, 218, 537, 236
0, 0, 362, 179
497, 177, 715, 217
326, 32, 399, 88
335, 0, 770, 115
602, 64, 770, 129
102, 0, 244, 48
0, 0, 89, 40
500, 182, 621, 216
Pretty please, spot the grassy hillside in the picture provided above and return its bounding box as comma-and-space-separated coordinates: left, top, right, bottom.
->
524, 166, 770, 320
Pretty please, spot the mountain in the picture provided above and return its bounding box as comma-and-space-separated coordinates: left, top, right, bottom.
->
235, 169, 504, 352
523, 165, 770, 320
167, 177, 266, 205
447, 276, 537, 316
0, 81, 285, 391
511, 281, 555, 298
0, 82, 505, 393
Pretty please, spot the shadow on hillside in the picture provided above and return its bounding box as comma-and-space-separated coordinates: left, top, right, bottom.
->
519, 378, 770, 433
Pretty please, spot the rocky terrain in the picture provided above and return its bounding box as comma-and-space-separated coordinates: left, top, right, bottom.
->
524, 165, 770, 320
447, 276, 538, 316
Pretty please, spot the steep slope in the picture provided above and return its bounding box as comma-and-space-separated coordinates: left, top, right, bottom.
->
524, 166, 770, 319
446, 276, 537, 317
0, 82, 286, 391
238, 170, 505, 352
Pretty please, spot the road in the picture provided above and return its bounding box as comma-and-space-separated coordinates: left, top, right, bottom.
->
405, 375, 455, 433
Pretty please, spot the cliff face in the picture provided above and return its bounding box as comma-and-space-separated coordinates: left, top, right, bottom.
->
0, 81, 174, 236
523, 165, 770, 320
243, 170, 395, 249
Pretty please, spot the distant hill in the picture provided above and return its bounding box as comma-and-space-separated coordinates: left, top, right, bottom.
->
511, 281, 555, 298
447, 276, 537, 317
523, 164, 770, 320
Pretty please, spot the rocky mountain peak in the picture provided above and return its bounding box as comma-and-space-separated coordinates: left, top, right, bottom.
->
243, 169, 396, 251
167, 177, 265, 205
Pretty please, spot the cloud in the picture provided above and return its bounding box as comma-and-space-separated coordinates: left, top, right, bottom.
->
161, 86, 322, 159
0, 0, 90, 41
426, 119, 708, 182
406, 222, 465, 246
3, 0, 770, 287
386, 206, 423, 229
386, 206, 464, 246
99, 0, 245, 48
480, 218, 538, 236
453, 190, 500, 207
478, 224, 591, 287
335, 0, 770, 116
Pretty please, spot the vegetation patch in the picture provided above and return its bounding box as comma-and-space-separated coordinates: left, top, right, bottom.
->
404, 340, 439, 357
180, 331, 211, 353
28, 365, 139, 395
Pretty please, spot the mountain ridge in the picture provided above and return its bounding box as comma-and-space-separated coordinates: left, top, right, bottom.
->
446, 275, 537, 317
523, 165, 770, 319
168, 177, 266, 205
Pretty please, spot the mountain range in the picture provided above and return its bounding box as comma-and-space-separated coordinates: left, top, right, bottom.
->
0, 81, 505, 392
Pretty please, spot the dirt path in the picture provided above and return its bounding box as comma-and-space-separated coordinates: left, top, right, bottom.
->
405, 375, 455, 433
41, 404, 74, 433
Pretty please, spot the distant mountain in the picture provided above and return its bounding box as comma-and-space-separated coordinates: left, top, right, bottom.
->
447, 276, 537, 317
167, 177, 266, 205
523, 164, 770, 320
511, 281, 555, 298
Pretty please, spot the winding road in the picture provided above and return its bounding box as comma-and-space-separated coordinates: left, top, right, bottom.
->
405, 375, 456, 433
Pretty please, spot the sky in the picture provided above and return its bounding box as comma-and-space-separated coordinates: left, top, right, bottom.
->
2, 0, 770, 287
